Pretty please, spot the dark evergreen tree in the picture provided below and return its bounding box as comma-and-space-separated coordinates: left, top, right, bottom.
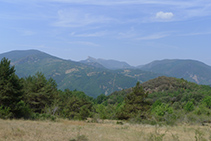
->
22, 72, 58, 113
58, 90, 93, 120
95, 94, 107, 104
117, 82, 151, 120
0, 57, 26, 118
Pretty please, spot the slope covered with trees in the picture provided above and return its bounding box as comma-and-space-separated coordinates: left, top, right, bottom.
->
0, 50, 139, 97
1, 57, 211, 126
97, 76, 211, 124
139, 59, 211, 84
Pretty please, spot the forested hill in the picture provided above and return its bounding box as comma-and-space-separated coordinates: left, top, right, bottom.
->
82, 57, 211, 85
105, 76, 211, 105
111, 76, 209, 96
2, 56, 211, 125
138, 59, 211, 85
0, 50, 159, 97
2, 50, 211, 97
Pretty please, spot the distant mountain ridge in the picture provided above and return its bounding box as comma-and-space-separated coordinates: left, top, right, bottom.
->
1, 50, 211, 97
81, 56, 211, 85
0, 50, 154, 97
139, 59, 211, 84
80, 56, 134, 70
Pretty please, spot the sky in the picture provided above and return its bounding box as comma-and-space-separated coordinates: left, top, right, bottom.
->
0, 0, 211, 66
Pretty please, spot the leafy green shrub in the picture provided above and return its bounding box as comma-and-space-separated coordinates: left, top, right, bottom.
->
184, 101, 194, 112
0, 106, 12, 119
96, 104, 107, 119
151, 100, 162, 109
31, 113, 56, 121
15, 100, 32, 119
152, 103, 173, 116
202, 96, 211, 109
194, 104, 211, 116
172, 102, 182, 110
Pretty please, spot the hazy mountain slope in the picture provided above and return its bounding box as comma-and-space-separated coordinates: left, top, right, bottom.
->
2, 50, 211, 97
0, 50, 137, 97
114, 69, 162, 83
139, 59, 211, 84
81, 56, 133, 70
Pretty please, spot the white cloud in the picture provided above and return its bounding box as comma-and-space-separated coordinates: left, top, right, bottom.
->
156, 11, 174, 20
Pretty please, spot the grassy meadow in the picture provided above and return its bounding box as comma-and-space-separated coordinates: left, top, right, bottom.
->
0, 119, 211, 141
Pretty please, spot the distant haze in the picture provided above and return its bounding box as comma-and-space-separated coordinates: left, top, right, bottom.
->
0, 0, 211, 66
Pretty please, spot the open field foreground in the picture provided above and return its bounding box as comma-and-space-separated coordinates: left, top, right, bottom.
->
0, 119, 211, 141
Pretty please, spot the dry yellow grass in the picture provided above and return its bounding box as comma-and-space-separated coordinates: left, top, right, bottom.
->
0, 119, 211, 141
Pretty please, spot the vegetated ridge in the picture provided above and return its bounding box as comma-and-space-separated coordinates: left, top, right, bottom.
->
1, 49, 211, 97
0, 50, 158, 97
139, 59, 211, 84
80, 56, 134, 70
108, 76, 211, 104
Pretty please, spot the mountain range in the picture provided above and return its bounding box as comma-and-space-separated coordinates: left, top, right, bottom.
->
1, 49, 211, 97
80, 56, 134, 70
138, 59, 211, 84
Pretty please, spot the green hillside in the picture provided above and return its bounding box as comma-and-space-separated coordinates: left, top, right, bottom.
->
0, 50, 138, 97
108, 76, 211, 105
80, 56, 134, 70
114, 69, 162, 83
2, 50, 211, 97
139, 59, 211, 84
2, 56, 211, 126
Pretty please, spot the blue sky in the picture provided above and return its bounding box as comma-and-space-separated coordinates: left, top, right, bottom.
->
0, 0, 211, 66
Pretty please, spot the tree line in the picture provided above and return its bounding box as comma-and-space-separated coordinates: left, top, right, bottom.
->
1, 57, 211, 125
0, 57, 150, 121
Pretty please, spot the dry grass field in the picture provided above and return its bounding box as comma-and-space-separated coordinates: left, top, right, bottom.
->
0, 119, 211, 141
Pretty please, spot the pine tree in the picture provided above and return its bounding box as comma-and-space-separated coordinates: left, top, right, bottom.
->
117, 82, 151, 120
22, 72, 58, 113
0, 57, 23, 118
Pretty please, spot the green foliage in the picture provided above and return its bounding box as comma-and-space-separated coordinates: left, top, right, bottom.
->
15, 100, 32, 119
194, 104, 211, 116
95, 94, 107, 104
95, 104, 117, 119
31, 113, 56, 121
0, 106, 12, 119
96, 104, 106, 119
117, 82, 151, 120
152, 103, 173, 116
184, 100, 195, 112
2, 55, 211, 126
151, 100, 162, 110
0, 57, 23, 118
22, 72, 58, 113
202, 96, 211, 109
59, 90, 93, 120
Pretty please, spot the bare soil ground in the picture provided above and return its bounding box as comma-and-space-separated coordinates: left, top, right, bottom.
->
0, 119, 210, 141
